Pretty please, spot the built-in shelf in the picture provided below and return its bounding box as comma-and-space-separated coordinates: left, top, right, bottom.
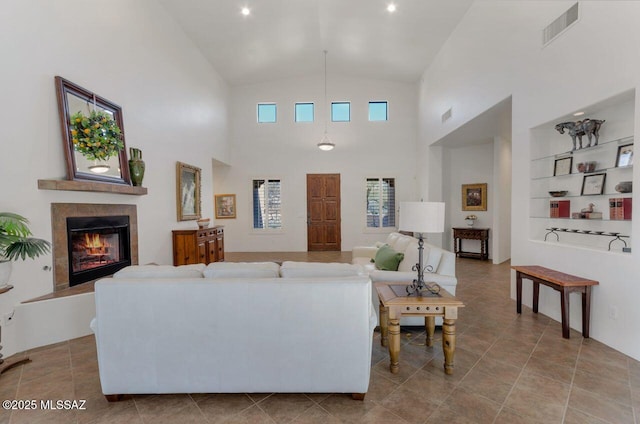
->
38, 179, 147, 195
529, 90, 635, 251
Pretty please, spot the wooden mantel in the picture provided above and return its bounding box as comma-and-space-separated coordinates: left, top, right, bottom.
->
38, 179, 147, 195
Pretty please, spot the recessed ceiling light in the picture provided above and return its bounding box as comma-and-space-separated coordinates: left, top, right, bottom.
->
387, 3, 397, 13
241, 7, 250, 16
573, 111, 585, 116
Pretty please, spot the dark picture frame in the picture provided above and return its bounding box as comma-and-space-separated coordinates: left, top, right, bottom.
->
553, 156, 573, 176
616, 143, 633, 167
176, 162, 201, 221
214, 194, 236, 219
461, 183, 487, 211
581, 173, 606, 196
55, 76, 131, 185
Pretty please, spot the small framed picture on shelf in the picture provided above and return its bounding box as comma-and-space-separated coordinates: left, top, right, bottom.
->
581, 172, 606, 196
616, 143, 633, 167
553, 156, 573, 176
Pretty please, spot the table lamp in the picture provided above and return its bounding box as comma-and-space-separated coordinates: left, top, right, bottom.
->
399, 201, 445, 295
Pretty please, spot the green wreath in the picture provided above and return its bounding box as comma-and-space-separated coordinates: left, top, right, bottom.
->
70, 110, 124, 161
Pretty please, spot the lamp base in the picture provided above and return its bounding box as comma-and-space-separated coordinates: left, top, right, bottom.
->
405, 281, 442, 297
406, 233, 441, 296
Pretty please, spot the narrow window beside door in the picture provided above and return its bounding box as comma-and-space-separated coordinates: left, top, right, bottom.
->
253, 179, 282, 229
366, 178, 396, 228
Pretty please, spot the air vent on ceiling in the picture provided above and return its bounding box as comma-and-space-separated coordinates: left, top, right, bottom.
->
441, 107, 452, 123
542, 2, 579, 47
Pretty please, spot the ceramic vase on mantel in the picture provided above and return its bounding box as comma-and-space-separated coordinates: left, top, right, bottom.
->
128, 147, 145, 187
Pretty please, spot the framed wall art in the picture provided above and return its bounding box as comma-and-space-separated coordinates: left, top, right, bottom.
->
176, 162, 201, 221
581, 173, 606, 196
215, 194, 236, 219
461, 183, 487, 211
616, 143, 633, 167
55, 76, 131, 185
553, 156, 573, 176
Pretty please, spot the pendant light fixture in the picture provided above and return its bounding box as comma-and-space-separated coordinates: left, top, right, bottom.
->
317, 50, 335, 151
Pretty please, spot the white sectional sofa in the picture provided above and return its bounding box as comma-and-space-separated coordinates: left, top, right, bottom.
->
352, 232, 457, 325
91, 261, 375, 400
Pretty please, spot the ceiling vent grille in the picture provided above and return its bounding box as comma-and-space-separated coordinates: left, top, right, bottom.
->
542, 2, 579, 46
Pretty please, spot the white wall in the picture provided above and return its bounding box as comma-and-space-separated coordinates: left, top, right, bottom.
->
492, 136, 512, 264
442, 144, 495, 257
214, 74, 418, 252
0, 0, 229, 355
418, 1, 640, 359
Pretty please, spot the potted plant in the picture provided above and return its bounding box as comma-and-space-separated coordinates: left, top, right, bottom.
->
0, 213, 51, 287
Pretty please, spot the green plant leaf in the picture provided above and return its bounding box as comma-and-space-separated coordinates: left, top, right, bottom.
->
3, 238, 51, 261
0, 212, 50, 261
0, 212, 32, 237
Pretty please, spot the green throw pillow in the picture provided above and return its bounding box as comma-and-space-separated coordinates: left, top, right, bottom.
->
374, 244, 404, 271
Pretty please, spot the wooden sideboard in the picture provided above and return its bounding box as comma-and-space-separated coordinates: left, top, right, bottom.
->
452, 227, 489, 260
172, 226, 224, 266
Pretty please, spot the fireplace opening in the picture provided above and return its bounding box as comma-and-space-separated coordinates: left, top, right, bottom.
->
66, 216, 131, 287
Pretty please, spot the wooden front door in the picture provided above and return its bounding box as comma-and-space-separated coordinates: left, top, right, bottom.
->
307, 174, 341, 251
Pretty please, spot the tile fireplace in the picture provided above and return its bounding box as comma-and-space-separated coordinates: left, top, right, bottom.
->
51, 203, 138, 291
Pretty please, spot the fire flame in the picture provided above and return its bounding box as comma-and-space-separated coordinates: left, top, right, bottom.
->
84, 233, 110, 255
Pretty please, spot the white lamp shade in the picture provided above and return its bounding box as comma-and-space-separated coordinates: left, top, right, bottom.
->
399, 202, 445, 233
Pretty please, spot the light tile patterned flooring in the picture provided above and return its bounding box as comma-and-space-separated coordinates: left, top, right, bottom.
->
0, 254, 639, 423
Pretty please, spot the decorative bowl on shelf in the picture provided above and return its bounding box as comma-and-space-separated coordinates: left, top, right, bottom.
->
549, 190, 568, 197
196, 218, 210, 229
576, 161, 597, 173
615, 181, 632, 193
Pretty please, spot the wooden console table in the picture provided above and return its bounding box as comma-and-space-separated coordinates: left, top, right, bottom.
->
453, 227, 489, 260
172, 226, 224, 266
512, 265, 599, 339
375, 283, 464, 375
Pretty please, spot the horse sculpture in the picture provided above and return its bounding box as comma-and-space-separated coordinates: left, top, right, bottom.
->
555, 119, 605, 150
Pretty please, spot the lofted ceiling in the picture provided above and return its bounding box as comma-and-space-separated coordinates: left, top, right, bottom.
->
158, 0, 474, 85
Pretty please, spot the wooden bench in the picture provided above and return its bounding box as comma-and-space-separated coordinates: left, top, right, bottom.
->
511, 265, 599, 339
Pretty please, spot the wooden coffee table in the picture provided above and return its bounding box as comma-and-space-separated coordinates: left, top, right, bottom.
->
375, 283, 464, 375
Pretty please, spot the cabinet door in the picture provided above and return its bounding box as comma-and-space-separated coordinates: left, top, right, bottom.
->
207, 240, 217, 263
173, 234, 197, 266
216, 235, 224, 262
197, 241, 207, 264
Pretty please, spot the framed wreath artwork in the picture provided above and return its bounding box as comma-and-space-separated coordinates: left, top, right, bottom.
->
55, 76, 130, 184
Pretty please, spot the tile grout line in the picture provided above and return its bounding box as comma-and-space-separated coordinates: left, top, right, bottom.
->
628, 357, 638, 424
560, 335, 582, 423
490, 316, 548, 424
